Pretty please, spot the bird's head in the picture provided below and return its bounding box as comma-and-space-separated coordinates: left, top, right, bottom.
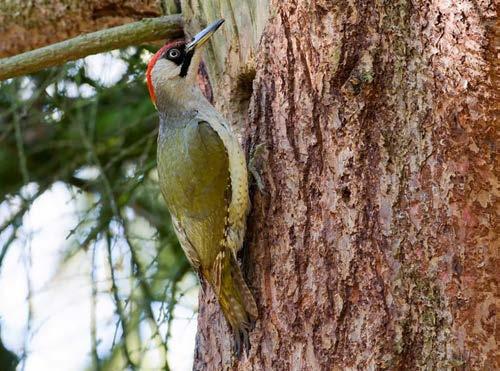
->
146, 19, 224, 110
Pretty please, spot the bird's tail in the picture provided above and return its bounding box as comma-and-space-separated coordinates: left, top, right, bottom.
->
212, 250, 258, 353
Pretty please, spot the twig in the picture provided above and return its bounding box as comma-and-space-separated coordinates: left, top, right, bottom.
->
105, 232, 136, 369
13, 111, 30, 185
77, 99, 119, 216
84, 120, 171, 368
20, 237, 34, 371
90, 242, 101, 371
76, 95, 180, 370
0, 15, 184, 80
76, 98, 137, 367
0, 228, 16, 270
0, 67, 65, 121
122, 232, 171, 371
102, 130, 157, 173
163, 264, 190, 344
0, 185, 48, 271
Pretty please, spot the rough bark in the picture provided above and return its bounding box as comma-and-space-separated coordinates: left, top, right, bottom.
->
0, 0, 181, 57
188, 0, 498, 370
181, 0, 269, 137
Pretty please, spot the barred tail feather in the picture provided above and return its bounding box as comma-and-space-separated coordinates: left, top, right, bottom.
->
213, 251, 258, 354
230, 258, 258, 320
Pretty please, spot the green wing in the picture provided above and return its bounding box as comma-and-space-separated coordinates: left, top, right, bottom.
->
158, 119, 230, 269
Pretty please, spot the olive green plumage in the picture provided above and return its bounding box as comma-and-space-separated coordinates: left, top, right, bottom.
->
158, 119, 228, 268
148, 19, 256, 351
157, 115, 257, 344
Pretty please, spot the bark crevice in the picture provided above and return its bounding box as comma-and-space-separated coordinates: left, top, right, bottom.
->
186, 1, 497, 369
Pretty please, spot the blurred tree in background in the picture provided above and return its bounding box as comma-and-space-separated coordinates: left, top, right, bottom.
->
0, 47, 194, 370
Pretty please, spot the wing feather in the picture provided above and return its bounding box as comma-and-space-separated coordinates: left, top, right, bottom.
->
193, 115, 250, 255
171, 216, 201, 270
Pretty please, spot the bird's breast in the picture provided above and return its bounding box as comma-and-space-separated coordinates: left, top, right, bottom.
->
157, 117, 231, 267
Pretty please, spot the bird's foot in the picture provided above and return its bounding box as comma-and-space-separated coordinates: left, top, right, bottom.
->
197, 272, 207, 295
248, 143, 267, 195
233, 327, 251, 358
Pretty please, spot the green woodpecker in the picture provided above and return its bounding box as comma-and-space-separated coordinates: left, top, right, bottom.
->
146, 19, 257, 348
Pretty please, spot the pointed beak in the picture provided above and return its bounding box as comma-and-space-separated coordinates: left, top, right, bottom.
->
185, 19, 224, 53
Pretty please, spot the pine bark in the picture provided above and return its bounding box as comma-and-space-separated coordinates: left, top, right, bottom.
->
187, 1, 498, 370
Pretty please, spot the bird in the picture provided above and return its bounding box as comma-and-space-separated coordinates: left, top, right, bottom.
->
146, 19, 258, 351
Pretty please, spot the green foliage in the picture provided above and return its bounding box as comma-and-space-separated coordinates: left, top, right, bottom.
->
0, 47, 194, 370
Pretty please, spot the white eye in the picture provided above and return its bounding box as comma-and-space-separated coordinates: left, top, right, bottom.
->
167, 48, 181, 59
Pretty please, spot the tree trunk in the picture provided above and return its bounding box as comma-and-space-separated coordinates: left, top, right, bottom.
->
186, 1, 498, 370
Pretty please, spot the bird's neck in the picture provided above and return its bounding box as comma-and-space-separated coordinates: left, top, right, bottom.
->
155, 81, 211, 116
